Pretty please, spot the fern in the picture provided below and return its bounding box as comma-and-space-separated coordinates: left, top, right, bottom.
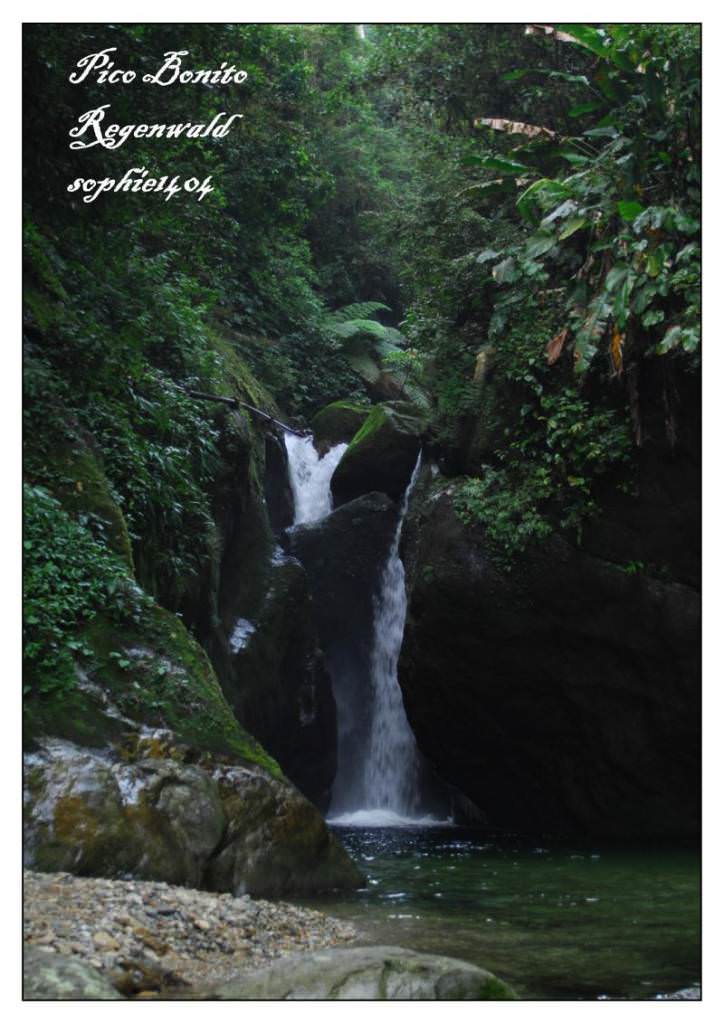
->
330, 318, 389, 341
326, 301, 390, 324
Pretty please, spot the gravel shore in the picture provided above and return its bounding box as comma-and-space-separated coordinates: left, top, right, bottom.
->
23, 869, 357, 997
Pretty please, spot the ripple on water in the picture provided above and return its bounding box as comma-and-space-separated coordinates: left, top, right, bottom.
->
297, 826, 700, 1001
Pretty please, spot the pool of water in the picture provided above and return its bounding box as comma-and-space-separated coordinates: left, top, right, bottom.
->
301, 826, 700, 1000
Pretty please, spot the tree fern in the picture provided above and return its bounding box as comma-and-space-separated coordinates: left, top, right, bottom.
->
326, 301, 390, 324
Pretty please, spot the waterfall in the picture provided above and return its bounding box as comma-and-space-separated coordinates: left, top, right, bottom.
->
285, 433, 448, 827
284, 433, 347, 525
357, 452, 424, 816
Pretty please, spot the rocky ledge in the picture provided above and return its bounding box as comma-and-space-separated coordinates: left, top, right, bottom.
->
23, 870, 356, 998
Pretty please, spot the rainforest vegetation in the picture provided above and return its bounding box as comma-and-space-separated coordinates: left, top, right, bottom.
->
22, 25, 702, 1000
23, 23, 700, 699
23, 19, 700, 797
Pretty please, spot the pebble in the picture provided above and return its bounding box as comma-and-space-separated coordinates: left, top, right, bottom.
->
24, 869, 356, 997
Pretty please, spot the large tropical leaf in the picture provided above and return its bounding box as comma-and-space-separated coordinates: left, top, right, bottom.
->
516, 178, 572, 225
463, 154, 532, 175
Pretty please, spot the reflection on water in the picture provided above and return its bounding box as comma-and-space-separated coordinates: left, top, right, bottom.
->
301, 826, 700, 1000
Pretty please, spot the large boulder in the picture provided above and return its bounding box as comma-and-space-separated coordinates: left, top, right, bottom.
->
212, 550, 337, 809
23, 947, 124, 1000
205, 763, 361, 896
207, 946, 517, 1000
330, 403, 424, 506
288, 493, 398, 808
311, 399, 371, 456
398, 474, 701, 839
23, 736, 361, 897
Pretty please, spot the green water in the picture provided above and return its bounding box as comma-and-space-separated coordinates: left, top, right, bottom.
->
303, 826, 700, 1000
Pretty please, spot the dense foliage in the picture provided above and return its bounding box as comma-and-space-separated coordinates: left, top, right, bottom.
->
23, 23, 700, 686
367, 23, 700, 555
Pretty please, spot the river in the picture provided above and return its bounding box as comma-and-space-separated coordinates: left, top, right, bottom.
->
302, 825, 700, 1000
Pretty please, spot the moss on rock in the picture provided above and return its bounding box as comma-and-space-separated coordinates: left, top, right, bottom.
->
330, 403, 425, 505
25, 436, 134, 571
24, 739, 360, 897
311, 399, 371, 454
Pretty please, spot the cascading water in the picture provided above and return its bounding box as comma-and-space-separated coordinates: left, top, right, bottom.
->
356, 453, 424, 815
284, 433, 347, 525
284, 432, 447, 827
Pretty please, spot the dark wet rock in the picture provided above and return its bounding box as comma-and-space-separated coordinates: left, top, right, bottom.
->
311, 400, 371, 455
264, 432, 295, 533
23, 738, 361, 897
215, 553, 337, 809
205, 763, 362, 897
398, 476, 701, 839
23, 946, 124, 1000
288, 493, 398, 807
330, 403, 424, 506
206, 945, 517, 1000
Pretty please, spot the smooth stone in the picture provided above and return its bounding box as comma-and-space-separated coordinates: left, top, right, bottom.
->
206, 945, 517, 1000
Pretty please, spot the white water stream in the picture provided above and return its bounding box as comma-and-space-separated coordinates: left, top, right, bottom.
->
284, 433, 348, 525
285, 433, 448, 827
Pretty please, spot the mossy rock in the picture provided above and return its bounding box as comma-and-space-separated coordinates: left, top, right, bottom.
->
205, 763, 362, 896
24, 740, 361, 897
24, 600, 281, 778
330, 403, 425, 505
25, 434, 134, 571
311, 399, 371, 455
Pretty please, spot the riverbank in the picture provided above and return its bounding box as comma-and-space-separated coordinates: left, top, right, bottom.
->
23, 870, 356, 997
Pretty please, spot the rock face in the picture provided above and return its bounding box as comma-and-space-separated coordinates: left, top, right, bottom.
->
211, 551, 337, 809
331, 403, 423, 506
398, 476, 701, 839
23, 737, 361, 897
288, 493, 398, 806
311, 399, 371, 455
264, 432, 295, 534
208, 945, 517, 1000
24, 947, 124, 1000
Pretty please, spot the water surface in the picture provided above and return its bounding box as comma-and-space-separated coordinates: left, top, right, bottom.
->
303, 826, 700, 1000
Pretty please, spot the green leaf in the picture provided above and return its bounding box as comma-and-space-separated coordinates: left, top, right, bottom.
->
618, 200, 645, 222
492, 257, 517, 284
642, 308, 664, 327
681, 328, 700, 353
657, 326, 681, 354
561, 153, 592, 167
568, 101, 603, 117
542, 200, 578, 226
574, 293, 611, 373
557, 24, 612, 59
525, 234, 557, 259
605, 265, 630, 292
557, 24, 635, 70
559, 216, 588, 240
613, 272, 636, 328
456, 179, 516, 200
467, 155, 532, 175
516, 178, 571, 225
646, 248, 664, 278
